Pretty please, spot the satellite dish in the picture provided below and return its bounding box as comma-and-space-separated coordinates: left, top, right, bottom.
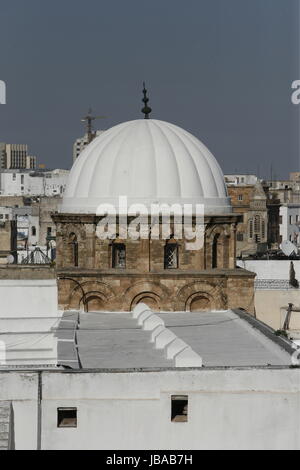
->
280, 240, 298, 257
6, 254, 14, 264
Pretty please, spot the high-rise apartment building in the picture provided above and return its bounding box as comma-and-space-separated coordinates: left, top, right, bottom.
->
73, 131, 105, 162
0, 143, 37, 169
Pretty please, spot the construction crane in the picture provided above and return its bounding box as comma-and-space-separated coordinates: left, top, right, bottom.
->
81, 108, 106, 143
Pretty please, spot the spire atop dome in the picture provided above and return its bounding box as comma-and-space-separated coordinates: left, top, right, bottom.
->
141, 82, 152, 119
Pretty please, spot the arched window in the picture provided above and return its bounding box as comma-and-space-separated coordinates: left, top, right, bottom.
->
261, 220, 265, 240
112, 243, 126, 268
254, 215, 261, 243
212, 234, 220, 268
254, 215, 260, 234
164, 240, 178, 269
31, 226, 36, 236
69, 233, 78, 267
249, 220, 253, 239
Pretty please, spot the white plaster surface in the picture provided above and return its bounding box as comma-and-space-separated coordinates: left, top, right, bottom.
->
0, 279, 58, 318
0, 279, 60, 366
61, 119, 231, 214
1, 368, 298, 450
237, 259, 300, 281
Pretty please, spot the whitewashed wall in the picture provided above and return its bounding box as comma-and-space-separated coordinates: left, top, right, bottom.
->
280, 205, 300, 243
40, 369, 300, 450
0, 279, 58, 318
237, 259, 300, 280
0, 279, 60, 366
0, 171, 68, 197
0, 372, 38, 450
1, 369, 299, 450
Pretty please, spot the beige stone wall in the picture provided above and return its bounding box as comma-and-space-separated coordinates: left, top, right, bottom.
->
0, 196, 25, 208
0, 265, 56, 280
53, 213, 255, 313
54, 215, 240, 271
0, 221, 16, 264
57, 270, 255, 313
255, 289, 300, 331
227, 185, 268, 256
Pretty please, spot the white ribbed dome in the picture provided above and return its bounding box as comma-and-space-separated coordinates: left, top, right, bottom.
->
61, 119, 231, 214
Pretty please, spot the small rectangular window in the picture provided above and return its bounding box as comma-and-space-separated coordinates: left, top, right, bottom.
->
57, 408, 77, 428
171, 395, 188, 423
164, 243, 178, 269
238, 194, 243, 201
112, 243, 126, 268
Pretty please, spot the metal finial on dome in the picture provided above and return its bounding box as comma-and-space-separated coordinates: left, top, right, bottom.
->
141, 82, 152, 119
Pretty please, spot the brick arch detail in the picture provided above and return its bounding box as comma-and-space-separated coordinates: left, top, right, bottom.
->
68, 280, 116, 310
175, 281, 227, 311
122, 281, 171, 311
130, 292, 161, 311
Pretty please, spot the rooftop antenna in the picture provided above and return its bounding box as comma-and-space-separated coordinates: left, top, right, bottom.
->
81, 108, 106, 143
141, 82, 152, 119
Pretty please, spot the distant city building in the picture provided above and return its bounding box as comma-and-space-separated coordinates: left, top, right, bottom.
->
73, 131, 105, 162
0, 143, 36, 170
227, 181, 268, 256
290, 172, 300, 182
0, 194, 61, 264
224, 174, 259, 185
266, 179, 300, 204
279, 203, 300, 245
0, 169, 69, 197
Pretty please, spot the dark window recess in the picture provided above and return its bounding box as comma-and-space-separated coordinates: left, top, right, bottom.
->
164, 243, 178, 269
237, 232, 244, 242
69, 233, 78, 267
112, 243, 126, 268
47, 227, 52, 236
212, 234, 220, 268
57, 408, 77, 428
171, 396, 188, 423
73, 242, 78, 267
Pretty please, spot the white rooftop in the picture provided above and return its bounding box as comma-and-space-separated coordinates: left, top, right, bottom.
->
57, 308, 292, 369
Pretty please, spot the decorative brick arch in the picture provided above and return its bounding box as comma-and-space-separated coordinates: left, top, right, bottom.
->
187, 293, 212, 312
130, 292, 161, 311
175, 281, 227, 311
123, 281, 171, 311
68, 280, 116, 311
79, 291, 107, 312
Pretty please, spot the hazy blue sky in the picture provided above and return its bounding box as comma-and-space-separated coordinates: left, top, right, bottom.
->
0, 0, 299, 178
